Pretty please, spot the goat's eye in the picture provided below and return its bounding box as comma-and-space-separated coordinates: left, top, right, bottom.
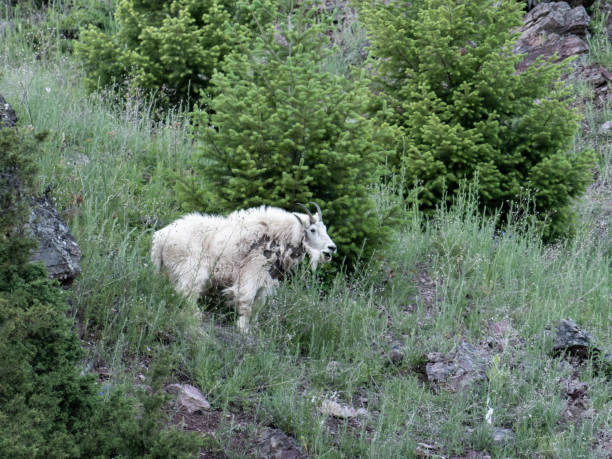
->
310, 228, 316, 233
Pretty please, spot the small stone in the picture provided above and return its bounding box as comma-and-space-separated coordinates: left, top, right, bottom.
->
566, 380, 588, 399
166, 383, 211, 414
492, 428, 515, 444
425, 352, 445, 362
388, 347, 405, 364
97, 366, 110, 379
466, 451, 491, 459
416, 442, 439, 453
599, 120, 612, 135
256, 427, 307, 459
320, 399, 368, 419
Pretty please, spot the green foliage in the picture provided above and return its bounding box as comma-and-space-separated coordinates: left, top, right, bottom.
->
75, 0, 278, 107
49, 0, 116, 41
0, 127, 201, 458
359, 0, 594, 238
1, 1, 116, 56
587, 1, 612, 68
180, 3, 395, 265
1, 262, 92, 458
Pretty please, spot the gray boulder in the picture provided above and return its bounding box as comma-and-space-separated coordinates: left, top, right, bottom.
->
553, 318, 599, 357
553, 318, 612, 374
28, 194, 82, 286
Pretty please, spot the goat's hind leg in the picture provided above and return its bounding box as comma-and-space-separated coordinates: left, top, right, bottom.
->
175, 259, 211, 303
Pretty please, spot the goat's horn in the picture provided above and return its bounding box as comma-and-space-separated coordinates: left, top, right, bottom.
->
309, 201, 322, 220
296, 203, 315, 223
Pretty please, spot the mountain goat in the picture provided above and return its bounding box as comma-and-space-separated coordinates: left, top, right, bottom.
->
151, 203, 336, 332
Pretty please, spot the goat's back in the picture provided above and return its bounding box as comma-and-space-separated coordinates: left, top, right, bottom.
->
151, 213, 226, 270
151, 206, 306, 283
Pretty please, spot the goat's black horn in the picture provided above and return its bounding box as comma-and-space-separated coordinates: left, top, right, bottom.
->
297, 203, 315, 223
309, 201, 322, 220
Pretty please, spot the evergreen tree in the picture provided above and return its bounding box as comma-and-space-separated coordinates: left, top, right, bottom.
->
75, 0, 278, 107
358, 0, 593, 238
179, 4, 395, 265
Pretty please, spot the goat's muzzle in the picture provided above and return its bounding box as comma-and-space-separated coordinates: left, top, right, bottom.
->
322, 244, 336, 262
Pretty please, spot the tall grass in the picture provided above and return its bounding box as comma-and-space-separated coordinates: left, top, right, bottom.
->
1, 3, 610, 457
1, 24, 201, 381
588, 2, 612, 69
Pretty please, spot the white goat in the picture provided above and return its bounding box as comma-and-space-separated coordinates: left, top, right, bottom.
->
151, 203, 336, 332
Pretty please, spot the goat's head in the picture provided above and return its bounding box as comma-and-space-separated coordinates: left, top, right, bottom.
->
295, 202, 336, 269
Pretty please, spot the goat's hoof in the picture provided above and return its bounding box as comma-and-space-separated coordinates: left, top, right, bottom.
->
237, 316, 250, 334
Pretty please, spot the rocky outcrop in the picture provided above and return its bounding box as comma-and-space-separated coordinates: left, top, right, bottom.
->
525, 0, 596, 9
516, 2, 612, 105
576, 62, 612, 107
515, 2, 590, 71
0, 94, 17, 128
1, 94, 82, 285
28, 193, 82, 286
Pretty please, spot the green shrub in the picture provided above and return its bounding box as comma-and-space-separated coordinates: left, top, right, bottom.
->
358, 0, 594, 239
0, 127, 201, 458
178, 3, 395, 265
2, 1, 115, 56
75, 0, 278, 107
49, 0, 116, 41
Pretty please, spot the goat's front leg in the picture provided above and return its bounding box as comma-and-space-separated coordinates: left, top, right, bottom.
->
231, 271, 260, 334
233, 262, 279, 333
236, 302, 252, 333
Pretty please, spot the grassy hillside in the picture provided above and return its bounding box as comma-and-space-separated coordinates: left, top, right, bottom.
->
1, 1, 610, 457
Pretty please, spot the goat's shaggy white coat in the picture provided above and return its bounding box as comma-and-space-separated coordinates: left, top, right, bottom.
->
151, 205, 336, 332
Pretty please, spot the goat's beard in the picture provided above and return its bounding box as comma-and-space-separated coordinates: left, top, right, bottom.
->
305, 248, 330, 271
